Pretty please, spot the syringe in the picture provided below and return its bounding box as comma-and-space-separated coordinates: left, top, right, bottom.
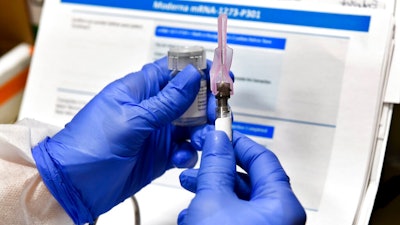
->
210, 14, 234, 140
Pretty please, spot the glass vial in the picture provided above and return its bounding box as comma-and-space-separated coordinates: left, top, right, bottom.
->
168, 46, 207, 126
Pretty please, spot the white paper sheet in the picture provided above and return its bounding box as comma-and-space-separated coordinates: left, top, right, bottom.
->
267, 0, 392, 10
384, 1, 400, 103
19, 1, 395, 224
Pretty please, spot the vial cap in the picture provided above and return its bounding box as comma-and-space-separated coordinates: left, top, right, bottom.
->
168, 46, 207, 71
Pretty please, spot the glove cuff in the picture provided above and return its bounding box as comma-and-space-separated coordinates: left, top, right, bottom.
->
32, 137, 94, 225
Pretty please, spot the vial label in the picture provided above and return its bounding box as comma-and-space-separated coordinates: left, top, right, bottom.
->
168, 46, 208, 126
179, 79, 207, 118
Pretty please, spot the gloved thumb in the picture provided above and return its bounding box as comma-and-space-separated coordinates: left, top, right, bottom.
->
177, 131, 236, 225
138, 64, 201, 128
196, 130, 236, 194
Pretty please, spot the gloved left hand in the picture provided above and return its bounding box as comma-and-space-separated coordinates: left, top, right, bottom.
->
32, 57, 207, 225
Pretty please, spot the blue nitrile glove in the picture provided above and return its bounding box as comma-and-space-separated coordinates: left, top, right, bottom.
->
178, 131, 307, 225
31, 57, 208, 225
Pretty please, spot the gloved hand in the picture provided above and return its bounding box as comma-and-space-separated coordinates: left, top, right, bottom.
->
178, 131, 307, 225
32, 57, 207, 225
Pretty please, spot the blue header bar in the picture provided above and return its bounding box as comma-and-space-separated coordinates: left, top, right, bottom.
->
156, 26, 286, 49
62, 0, 371, 32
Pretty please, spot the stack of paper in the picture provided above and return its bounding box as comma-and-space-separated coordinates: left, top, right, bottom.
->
19, 0, 399, 224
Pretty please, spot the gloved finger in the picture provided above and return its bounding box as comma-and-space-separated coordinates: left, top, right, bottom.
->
177, 208, 188, 225
235, 171, 252, 200
137, 64, 202, 128
207, 91, 217, 123
179, 168, 198, 193
171, 142, 198, 168
180, 168, 252, 200
188, 124, 214, 150
120, 57, 171, 101
233, 131, 307, 223
232, 131, 290, 193
196, 131, 236, 194
170, 124, 212, 152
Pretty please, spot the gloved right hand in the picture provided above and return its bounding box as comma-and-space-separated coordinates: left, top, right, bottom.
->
178, 131, 307, 225
32, 57, 208, 225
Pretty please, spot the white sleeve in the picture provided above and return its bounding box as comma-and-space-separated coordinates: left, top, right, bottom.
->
0, 119, 73, 225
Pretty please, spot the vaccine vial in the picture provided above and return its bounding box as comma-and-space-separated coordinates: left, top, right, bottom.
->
168, 46, 207, 126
